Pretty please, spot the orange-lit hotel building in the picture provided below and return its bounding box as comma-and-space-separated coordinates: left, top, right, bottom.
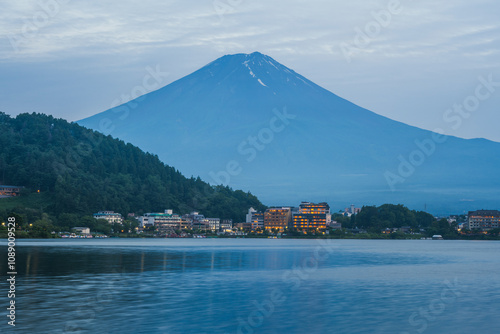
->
264, 207, 292, 232
292, 202, 331, 231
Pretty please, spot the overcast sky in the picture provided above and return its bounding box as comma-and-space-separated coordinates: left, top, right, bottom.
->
1, 0, 499, 141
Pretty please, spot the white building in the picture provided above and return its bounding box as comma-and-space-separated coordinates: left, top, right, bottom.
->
93, 211, 123, 224
139, 210, 182, 229
206, 218, 220, 231
72, 227, 90, 234
246, 207, 264, 230
246, 208, 257, 223
343, 205, 361, 217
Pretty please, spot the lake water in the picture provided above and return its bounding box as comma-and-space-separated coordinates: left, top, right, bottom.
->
1, 239, 499, 334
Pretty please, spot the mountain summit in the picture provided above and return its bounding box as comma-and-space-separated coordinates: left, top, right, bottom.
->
78, 53, 500, 213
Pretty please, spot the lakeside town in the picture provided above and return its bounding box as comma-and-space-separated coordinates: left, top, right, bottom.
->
1, 185, 500, 240
51, 205, 500, 240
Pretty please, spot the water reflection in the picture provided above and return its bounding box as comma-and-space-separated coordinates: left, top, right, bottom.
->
0, 239, 498, 334
5, 244, 449, 279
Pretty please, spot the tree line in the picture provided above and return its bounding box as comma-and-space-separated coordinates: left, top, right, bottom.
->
333, 204, 458, 238
0, 112, 266, 230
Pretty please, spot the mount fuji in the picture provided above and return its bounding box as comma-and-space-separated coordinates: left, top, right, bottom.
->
78, 52, 500, 214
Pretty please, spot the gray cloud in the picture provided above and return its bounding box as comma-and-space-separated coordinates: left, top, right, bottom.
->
1, 0, 499, 141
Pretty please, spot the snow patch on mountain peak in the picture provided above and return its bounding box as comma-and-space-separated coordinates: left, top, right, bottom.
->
295, 75, 311, 87
243, 61, 268, 87
244, 62, 256, 78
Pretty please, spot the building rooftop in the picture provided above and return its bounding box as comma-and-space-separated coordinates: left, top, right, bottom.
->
468, 210, 500, 217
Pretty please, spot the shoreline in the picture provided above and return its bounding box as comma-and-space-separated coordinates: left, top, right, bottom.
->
2, 233, 499, 241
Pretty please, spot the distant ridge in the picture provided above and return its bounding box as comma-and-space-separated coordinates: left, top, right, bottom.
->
78, 52, 500, 214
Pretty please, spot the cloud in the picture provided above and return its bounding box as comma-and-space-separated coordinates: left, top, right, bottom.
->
0, 0, 499, 141
2, 0, 499, 65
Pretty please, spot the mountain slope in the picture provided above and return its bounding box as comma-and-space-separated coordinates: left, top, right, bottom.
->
0, 112, 266, 221
78, 52, 500, 213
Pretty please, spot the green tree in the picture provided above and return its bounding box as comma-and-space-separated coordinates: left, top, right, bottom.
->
0, 113, 267, 229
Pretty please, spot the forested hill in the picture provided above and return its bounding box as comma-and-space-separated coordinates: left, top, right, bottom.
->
0, 112, 266, 221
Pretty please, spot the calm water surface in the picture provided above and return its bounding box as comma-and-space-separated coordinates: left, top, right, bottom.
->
0, 238, 499, 334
